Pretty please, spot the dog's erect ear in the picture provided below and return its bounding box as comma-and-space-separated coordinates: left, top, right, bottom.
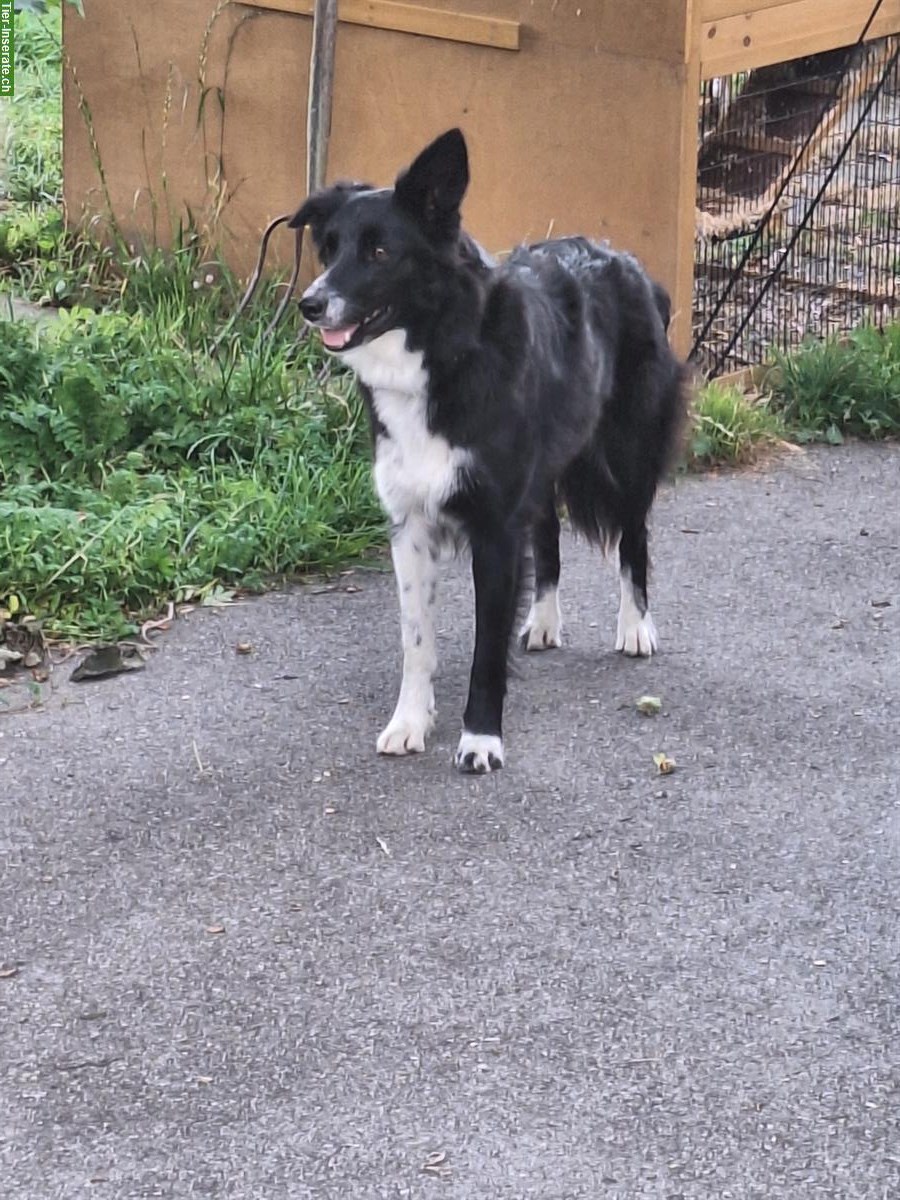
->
287, 181, 370, 234
394, 129, 469, 242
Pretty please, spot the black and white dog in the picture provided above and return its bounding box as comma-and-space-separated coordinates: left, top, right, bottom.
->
292, 129, 687, 774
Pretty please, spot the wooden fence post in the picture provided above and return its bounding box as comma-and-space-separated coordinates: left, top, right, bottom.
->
307, 0, 338, 195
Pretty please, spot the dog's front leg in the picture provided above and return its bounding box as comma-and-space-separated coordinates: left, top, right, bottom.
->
455, 527, 521, 774
377, 514, 438, 756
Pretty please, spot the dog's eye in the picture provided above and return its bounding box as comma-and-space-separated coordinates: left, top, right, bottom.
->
372, 246, 388, 263
322, 233, 338, 264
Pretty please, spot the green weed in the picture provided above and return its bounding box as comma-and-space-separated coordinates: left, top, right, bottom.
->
1, 1, 62, 206
688, 382, 785, 469
1, 0, 68, 303
0, 306, 383, 638
0, 0, 384, 641
768, 324, 900, 443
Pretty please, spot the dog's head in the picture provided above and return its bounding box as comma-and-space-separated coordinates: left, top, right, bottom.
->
291, 128, 470, 352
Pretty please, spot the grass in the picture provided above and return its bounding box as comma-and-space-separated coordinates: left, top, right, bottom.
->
2, 1, 62, 208
1, 0, 71, 305
0, 282, 384, 639
767, 323, 900, 443
686, 321, 900, 468
688, 382, 785, 469
0, 3, 897, 641
1, 2, 383, 640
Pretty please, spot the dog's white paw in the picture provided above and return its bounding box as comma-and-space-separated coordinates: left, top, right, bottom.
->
376, 708, 434, 756
615, 610, 658, 657
520, 588, 562, 652
454, 732, 504, 774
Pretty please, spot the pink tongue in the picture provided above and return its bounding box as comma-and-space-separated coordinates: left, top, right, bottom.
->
320, 325, 359, 350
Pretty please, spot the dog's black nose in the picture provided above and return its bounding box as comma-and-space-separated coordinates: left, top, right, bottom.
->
299, 293, 327, 323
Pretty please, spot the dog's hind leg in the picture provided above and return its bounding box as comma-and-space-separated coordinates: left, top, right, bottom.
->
559, 446, 656, 654
520, 492, 562, 651
615, 514, 658, 657
377, 514, 439, 756
455, 525, 522, 774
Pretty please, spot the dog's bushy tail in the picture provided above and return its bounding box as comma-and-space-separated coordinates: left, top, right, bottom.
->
558, 358, 692, 547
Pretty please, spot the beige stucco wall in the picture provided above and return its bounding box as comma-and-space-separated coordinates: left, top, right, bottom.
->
63, 1, 698, 351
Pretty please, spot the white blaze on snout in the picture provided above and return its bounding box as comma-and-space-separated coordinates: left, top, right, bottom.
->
300, 269, 353, 333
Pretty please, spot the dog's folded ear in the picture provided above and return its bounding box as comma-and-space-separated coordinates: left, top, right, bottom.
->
287, 181, 371, 235
394, 128, 469, 243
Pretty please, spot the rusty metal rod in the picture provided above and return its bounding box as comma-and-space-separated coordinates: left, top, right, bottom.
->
263, 223, 305, 339
210, 210, 293, 351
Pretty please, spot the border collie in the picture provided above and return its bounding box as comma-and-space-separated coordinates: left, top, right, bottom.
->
291, 129, 687, 774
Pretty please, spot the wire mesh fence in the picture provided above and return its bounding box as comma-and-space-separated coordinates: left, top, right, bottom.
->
692, 36, 900, 377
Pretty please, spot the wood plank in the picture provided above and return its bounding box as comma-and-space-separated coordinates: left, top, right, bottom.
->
700, 0, 900, 78
672, 53, 702, 358
238, 0, 520, 50
715, 364, 773, 390
583, 1, 693, 65
702, 0, 797, 21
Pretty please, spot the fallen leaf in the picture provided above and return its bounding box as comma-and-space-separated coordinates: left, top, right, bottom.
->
71, 644, 145, 682
201, 587, 236, 607
1, 616, 48, 675
636, 695, 662, 716
423, 1150, 451, 1175
653, 752, 676, 776
139, 602, 175, 643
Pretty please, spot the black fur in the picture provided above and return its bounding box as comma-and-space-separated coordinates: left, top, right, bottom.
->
294, 129, 688, 772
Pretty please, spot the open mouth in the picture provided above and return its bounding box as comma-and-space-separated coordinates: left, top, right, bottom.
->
317, 308, 390, 352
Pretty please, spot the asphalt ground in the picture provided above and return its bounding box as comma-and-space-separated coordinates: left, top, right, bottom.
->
2, 442, 899, 1199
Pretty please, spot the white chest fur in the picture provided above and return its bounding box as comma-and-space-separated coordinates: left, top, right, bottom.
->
343, 330, 471, 523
